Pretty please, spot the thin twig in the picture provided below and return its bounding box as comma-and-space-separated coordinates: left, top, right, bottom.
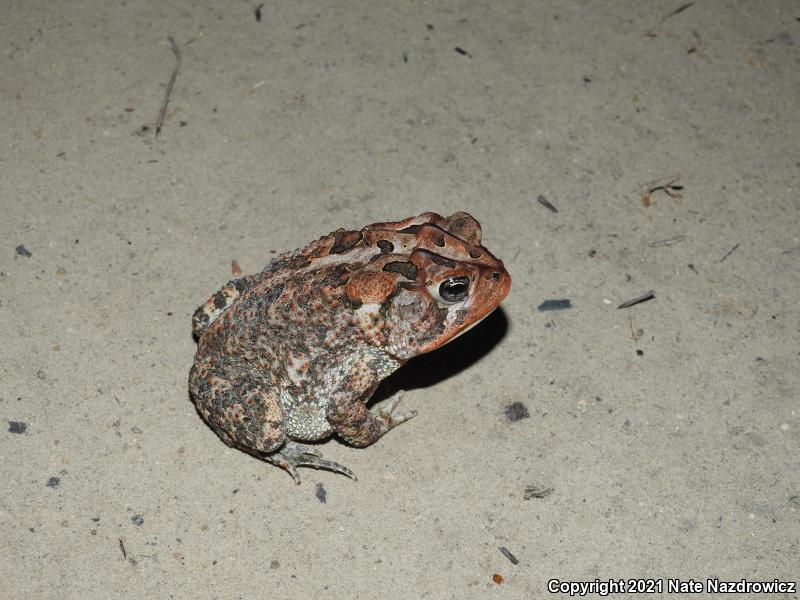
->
639, 175, 683, 207
662, 2, 695, 22
119, 538, 127, 560
498, 546, 519, 565
618, 290, 655, 309
155, 36, 182, 138
536, 195, 558, 213
719, 242, 740, 262
649, 235, 685, 248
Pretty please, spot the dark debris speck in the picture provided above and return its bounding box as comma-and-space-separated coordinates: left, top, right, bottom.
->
523, 485, 553, 500
46, 477, 60, 488
131, 515, 144, 526
8, 421, 27, 434
504, 402, 529, 422
498, 546, 520, 565
315, 482, 327, 503
537, 299, 573, 312
15, 244, 32, 258
536, 195, 558, 213
617, 290, 656, 309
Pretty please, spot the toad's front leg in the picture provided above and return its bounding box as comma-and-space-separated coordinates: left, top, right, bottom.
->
329, 393, 417, 447
326, 350, 416, 447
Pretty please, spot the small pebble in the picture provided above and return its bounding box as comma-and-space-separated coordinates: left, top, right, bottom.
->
315, 482, 327, 503
504, 402, 529, 422
537, 299, 572, 312
8, 421, 27, 434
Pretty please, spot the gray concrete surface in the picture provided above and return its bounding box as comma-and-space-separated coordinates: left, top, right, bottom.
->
2, 1, 798, 598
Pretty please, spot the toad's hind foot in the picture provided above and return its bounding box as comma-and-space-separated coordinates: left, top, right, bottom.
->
267, 441, 357, 484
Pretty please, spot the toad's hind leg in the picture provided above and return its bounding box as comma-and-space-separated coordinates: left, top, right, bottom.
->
189, 361, 356, 483
189, 360, 287, 455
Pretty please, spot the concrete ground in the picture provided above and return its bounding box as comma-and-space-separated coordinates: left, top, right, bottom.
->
2, 1, 798, 598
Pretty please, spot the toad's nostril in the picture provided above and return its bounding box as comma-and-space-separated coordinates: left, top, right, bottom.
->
492, 272, 501, 281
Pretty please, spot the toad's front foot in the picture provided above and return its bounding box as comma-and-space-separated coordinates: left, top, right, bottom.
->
267, 441, 357, 484
374, 395, 417, 428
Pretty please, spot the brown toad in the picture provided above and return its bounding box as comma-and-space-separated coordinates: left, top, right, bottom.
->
189, 212, 511, 482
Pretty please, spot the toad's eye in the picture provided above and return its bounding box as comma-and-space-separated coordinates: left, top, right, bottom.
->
438, 276, 470, 303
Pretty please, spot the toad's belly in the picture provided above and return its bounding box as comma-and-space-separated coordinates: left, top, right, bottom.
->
280, 389, 333, 441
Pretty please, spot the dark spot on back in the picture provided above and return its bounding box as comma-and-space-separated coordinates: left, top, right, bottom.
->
342, 295, 363, 310
433, 233, 445, 247
377, 239, 394, 254
397, 225, 421, 235
213, 291, 227, 309
382, 260, 419, 281
325, 264, 352, 288
378, 285, 403, 318
417, 249, 456, 268
330, 230, 363, 254
261, 282, 285, 305
267, 255, 310, 273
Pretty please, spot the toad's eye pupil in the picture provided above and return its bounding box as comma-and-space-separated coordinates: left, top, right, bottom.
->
439, 276, 470, 302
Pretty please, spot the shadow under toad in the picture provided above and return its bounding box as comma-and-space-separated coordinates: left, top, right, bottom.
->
369, 306, 510, 405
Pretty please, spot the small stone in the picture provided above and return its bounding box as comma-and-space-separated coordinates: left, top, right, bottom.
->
504, 402, 529, 422
131, 515, 144, 526
315, 482, 327, 503
537, 299, 572, 312
8, 421, 27, 434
